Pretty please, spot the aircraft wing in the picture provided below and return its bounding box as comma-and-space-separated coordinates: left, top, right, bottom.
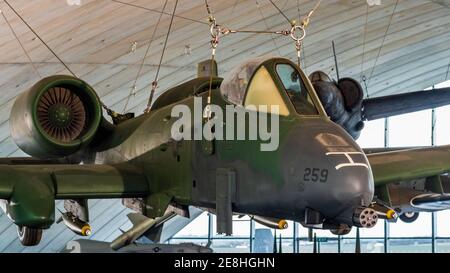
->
368, 145, 450, 186
0, 163, 149, 200
0, 163, 149, 232
367, 146, 450, 213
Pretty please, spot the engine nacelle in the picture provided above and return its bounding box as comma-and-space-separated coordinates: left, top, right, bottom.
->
10, 75, 103, 159
309, 71, 365, 139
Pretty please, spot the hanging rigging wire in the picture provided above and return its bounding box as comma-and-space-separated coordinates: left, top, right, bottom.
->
202, 0, 321, 73
290, 0, 322, 69
220, 28, 290, 35
3, 0, 77, 77
301, 45, 307, 73
255, 0, 282, 56
144, 0, 179, 113
268, 0, 293, 25
111, 0, 207, 26
3, 0, 119, 118
0, 8, 41, 78
367, 0, 399, 90
444, 61, 450, 82
360, 3, 369, 98
203, 0, 219, 120
301, 0, 321, 28
122, 0, 169, 114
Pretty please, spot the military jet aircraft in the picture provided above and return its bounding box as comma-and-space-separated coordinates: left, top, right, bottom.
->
1, 56, 450, 247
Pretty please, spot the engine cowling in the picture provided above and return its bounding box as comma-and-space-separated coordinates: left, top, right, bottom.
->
309, 71, 365, 139
10, 75, 103, 159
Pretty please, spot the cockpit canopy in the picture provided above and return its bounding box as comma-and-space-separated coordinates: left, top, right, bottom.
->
220, 57, 320, 116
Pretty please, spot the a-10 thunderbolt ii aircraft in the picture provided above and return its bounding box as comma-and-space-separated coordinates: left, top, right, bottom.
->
2, 56, 450, 247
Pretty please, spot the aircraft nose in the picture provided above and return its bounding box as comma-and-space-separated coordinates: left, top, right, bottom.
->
281, 120, 374, 224
325, 151, 374, 221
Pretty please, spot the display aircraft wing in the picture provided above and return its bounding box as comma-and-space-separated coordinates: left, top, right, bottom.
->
366, 146, 450, 218
0, 163, 149, 226
362, 88, 450, 121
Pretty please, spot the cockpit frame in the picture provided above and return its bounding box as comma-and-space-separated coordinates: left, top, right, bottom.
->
220, 57, 327, 118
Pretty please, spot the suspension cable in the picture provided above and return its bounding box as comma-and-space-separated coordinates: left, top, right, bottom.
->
360, 3, 369, 98
445, 61, 450, 82
0, 8, 41, 78
203, 0, 218, 120
122, 0, 169, 113
111, 0, 207, 26
3, 0, 77, 77
256, 0, 282, 56
268, 0, 293, 25
3, 0, 119, 116
144, 0, 179, 113
367, 0, 399, 90
290, 0, 322, 69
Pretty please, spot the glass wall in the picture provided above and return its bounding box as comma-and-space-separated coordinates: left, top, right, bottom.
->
170, 80, 450, 253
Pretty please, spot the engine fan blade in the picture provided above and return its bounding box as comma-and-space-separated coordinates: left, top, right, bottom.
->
36, 87, 86, 143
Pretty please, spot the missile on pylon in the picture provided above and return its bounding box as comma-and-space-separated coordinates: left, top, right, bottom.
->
57, 212, 91, 236
110, 212, 176, 251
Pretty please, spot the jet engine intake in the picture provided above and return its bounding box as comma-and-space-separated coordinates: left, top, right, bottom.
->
10, 75, 103, 158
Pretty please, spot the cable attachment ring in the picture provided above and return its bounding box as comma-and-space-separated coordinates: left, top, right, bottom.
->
209, 17, 222, 52
290, 24, 306, 48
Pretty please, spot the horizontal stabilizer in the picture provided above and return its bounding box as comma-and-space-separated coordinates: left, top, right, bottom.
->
362, 87, 450, 120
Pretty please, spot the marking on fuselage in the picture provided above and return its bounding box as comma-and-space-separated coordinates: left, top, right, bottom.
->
326, 152, 369, 170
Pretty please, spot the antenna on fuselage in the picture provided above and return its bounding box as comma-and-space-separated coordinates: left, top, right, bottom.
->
332, 40, 340, 81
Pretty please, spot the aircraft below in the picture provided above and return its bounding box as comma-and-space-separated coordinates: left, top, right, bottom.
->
62, 239, 212, 253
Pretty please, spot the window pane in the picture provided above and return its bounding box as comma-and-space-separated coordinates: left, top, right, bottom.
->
212, 215, 250, 237
211, 239, 250, 253
276, 64, 318, 115
360, 220, 385, 237
173, 212, 209, 238
437, 239, 450, 253
356, 119, 385, 148
340, 239, 384, 253
437, 210, 450, 236
436, 105, 450, 145
388, 110, 432, 147
244, 66, 290, 116
389, 212, 432, 237
388, 239, 432, 253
